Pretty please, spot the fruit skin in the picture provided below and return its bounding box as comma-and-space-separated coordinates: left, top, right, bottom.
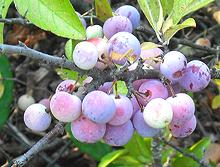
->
115, 5, 140, 29
105, 32, 141, 65
55, 79, 77, 93
24, 104, 51, 132
76, 12, 87, 28
108, 95, 133, 126
130, 95, 140, 117
98, 82, 113, 94
132, 79, 149, 90
160, 51, 187, 82
103, 120, 134, 146
195, 38, 211, 47
39, 98, 50, 111
178, 60, 211, 92
169, 115, 197, 138
50, 92, 82, 122
73, 41, 98, 70
138, 79, 168, 106
86, 25, 103, 40
133, 110, 160, 137
82, 90, 116, 124
166, 93, 195, 126
143, 98, 173, 129
140, 48, 163, 70
103, 15, 133, 39
71, 115, 106, 143
18, 94, 35, 111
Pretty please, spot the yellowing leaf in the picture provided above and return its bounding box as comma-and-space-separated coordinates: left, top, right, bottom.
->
111, 49, 136, 63
164, 18, 196, 43
141, 42, 162, 50
0, 83, 4, 98
212, 94, 220, 109
95, 0, 113, 22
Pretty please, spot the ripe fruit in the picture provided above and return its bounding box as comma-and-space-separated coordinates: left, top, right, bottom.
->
24, 104, 51, 132
141, 48, 163, 70
98, 82, 113, 94
71, 115, 106, 143
115, 5, 140, 29
39, 98, 50, 111
130, 95, 141, 117
169, 115, 197, 138
138, 79, 168, 106
76, 12, 87, 28
103, 16, 133, 39
55, 79, 77, 93
160, 51, 187, 82
103, 120, 134, 146
108, 95, 133, 126
82, 91, 116, 124
143, 98, 173, 129
73, 41, 98, 70
18, 94, 35, 111
86, 25, 103, 39
132, 79, 149, 90
105, 32, 141, 65
178, 60, 211, 92
166, 93, 195, 126
133, 110, 160, 137
50, 92, 81, 122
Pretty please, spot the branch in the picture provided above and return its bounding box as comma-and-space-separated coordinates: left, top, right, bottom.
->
0, 18, 32, 25
136, 26, 218, 54
11, 123, 64, 167
161, 138, 209, 167
152, 133, 163, 167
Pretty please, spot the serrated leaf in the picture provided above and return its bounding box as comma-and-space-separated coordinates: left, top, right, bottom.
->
167, 0, 214, 25
113, 80, 128, 96
137, 0, 163, 42
65, 39, 80, 60
172, 138, 211, 167
124, 132, 152, 164
98, 149, 128, 167
0, 0, 13, 43
56, 68, 86, 84
211, 95, 220, 109
141, 42, 162, 50
0, 55, 13, 128
14, 0, 86, 40
95, 0, 113, 22
65, 123, 112, 161
164, 18, 196, 43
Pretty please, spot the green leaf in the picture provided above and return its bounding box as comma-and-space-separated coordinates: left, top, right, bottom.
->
160, 0, 174, 17
167, 0, 214, 25
113, 80, 128, 96
171, 138, 211, 167
211, 94, 220, 109
0, 55, 13, 128
98, 149, 128, 167
137, 0, 163, 41
56, 68, 86, 84
124, 132, 152, 164
14, 0, 86, 40
66, 123, 112, 161
95, 0, 113, 22
65, 39, 80, 60
109, 155, 144, 167
164, 18, 196, 43
0, 0, 13, 43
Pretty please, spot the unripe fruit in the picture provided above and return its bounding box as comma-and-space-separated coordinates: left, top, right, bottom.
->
143, 98, 173, 129
50, 92, 82, 122
73, 41, 98, 70
18, 94, 35, 111
195, 38, 211, 47
24, 104, 51, 132
86, 25, 103, 39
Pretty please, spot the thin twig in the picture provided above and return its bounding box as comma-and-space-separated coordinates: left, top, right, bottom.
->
0, 18, 32, 25
161, 138, 209, 167
12, 123, 64, 167
152, 133, 163, 167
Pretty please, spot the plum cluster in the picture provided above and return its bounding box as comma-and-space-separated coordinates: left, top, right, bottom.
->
22, 5, 212, 145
